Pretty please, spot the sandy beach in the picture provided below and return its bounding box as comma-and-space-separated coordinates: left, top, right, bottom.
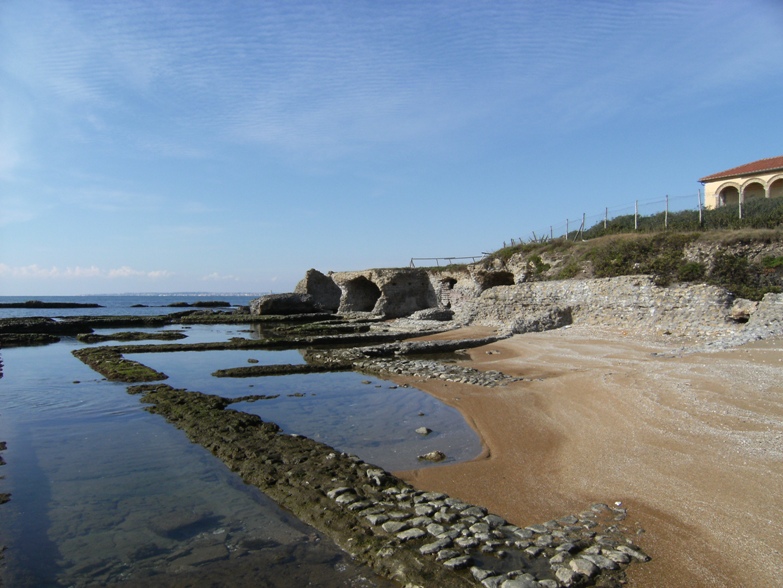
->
395, 326, 783, 587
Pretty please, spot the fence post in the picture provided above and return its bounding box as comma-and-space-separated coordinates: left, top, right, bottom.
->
665, 194, 669, 230
634, 200, 638, 230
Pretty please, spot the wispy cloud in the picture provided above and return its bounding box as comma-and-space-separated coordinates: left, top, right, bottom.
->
0, 196, 46, 226
3, 0, 782, 162
0, 138, 22, 179
202, 272, 238, 282
62, 187, 161, 213
0, 264, 171, 280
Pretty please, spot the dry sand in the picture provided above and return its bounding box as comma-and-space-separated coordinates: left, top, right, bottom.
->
394, 326, 783, 587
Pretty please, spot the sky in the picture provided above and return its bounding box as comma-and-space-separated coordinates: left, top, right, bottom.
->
1, 0, 782, 296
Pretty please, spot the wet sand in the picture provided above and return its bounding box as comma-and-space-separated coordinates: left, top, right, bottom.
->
395, 326, 783, 587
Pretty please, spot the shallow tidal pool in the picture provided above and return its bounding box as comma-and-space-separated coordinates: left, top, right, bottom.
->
0, 326, 480, 586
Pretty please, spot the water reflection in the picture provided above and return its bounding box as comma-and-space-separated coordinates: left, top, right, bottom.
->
0, 342, 397, 587
132, 352, 482, 471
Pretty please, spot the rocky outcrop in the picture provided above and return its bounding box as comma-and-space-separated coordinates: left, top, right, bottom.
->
410, 307, 454, 321
294, 269, 342, 312
249, 293, 321, 315
704, 292, 783, 349
331, 268, 439, 318
277, 255, 781, 342
454, 276, 739, 339
506, 306, 573, 335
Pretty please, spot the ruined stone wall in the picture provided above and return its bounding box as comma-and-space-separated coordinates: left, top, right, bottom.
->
452, 275, 741, 338
288, 265, 777, 342
295, 269, 342, 311
331, 268, 439, 318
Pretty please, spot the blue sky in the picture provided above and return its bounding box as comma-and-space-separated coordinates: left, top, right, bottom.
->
2, 0, 782, 295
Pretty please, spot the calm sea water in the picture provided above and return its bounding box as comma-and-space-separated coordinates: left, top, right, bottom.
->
0, 296, 481, 586
0, 294, 259, 319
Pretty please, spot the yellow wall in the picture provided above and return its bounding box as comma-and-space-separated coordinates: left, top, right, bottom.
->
703, 170, 783, 209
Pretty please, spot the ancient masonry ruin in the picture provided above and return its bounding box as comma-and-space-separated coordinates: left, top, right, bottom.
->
251, 265, 783, 341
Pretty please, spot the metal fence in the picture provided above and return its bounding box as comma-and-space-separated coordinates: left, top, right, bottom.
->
499, 192, 703, 248
414, 190, 781, 265
409, 256, 485, 268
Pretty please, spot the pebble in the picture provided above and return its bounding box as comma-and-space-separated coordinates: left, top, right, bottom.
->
569, 557, 599, 577
356, 356, 524, 388
442, 554, 472, 570
420, 537, 452, 555
397, 528, 426, 542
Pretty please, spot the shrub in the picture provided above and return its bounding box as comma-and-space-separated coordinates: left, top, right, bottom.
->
761, 256, 783, 269
528, 255, 551, 275
707, 251, 781, 300
556, 260, 581, 279
677, 262, 706, 282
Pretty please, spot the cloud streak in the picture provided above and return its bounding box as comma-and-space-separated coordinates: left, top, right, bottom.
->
5, 0, 780, 162
0, 264, 171, 280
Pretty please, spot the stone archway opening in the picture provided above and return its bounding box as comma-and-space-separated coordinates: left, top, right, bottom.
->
474, 270, 515, 292
341, 276, 382, 312
438, 277, 458, 308
743, 181, 765, 202
719, 186, 739, 206
770, 178, 783, 199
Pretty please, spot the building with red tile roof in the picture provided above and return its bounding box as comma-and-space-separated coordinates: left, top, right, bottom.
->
699, 156, 783, 209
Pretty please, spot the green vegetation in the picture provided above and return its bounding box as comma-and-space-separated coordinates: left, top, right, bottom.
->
76, 331, 188, 344
706, 251, 782, 301
587, 232, 700, 286
72, 347, 168, 382
527, 255, 551, 276
212, 363, 348, 377
0, 333, 61, 347
581, 196, 783, 238
487, 204, 783, 300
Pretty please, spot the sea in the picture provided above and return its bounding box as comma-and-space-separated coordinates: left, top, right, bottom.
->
0, 295, 481, 587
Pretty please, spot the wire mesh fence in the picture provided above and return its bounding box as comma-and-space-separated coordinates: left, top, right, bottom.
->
409, 256, 485, 268
414, 193, 783, 266
498, 193, 703, 249
498, 192, 783, 250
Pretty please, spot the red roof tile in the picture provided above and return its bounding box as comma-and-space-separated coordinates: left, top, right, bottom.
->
699, 155, 783, 183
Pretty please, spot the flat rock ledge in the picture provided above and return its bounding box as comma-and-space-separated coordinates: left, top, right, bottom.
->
128, 384, 649, 587
356, 357, 523, 388
304, 335, 523, 388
